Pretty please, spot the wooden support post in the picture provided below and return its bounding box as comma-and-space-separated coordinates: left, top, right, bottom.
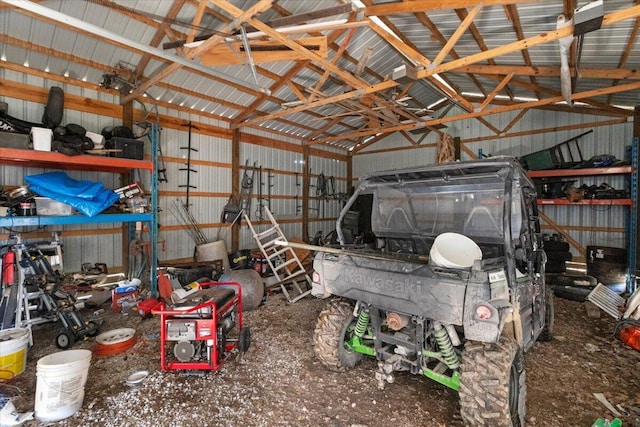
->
453, 136, 461, 160
302, 146, 310, 241
231, 129, 241, 252
122, 100, 133, 129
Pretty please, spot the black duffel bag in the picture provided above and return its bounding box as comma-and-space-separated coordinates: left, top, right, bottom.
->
0, 111, 41, 134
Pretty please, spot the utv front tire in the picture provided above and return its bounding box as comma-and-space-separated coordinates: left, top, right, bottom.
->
459, 336, 526, 427
313, 299, 363, 371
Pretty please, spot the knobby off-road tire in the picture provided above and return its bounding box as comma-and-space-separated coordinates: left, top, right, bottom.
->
538, 288, 555, 342
313, 298, 363, 371
459, 336, 526, 427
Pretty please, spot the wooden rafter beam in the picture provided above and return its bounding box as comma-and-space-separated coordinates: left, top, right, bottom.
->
366, 20, 475, 112
200, 37, 328, 66
121, 0, 273, 103
502, 108, 529, 134
475, 72, 633, 116
504, 3, 542, 99
607, 0, 640, 103
414, 11, 487, 95
187, 0, 208, 43
352, 133, 387, 153
314, 80, 640, 145
539, 211, 585, 254
454, 64, 640, 80
424, 80, 640, 128
239, 81, 397, 127
454, 5, 513, 99
245, 3, 353, 32
135, 0, 187, 77
309, 27, 358, 103
479, 72, 514, 111
430, 3, 483, 68
475, 117, 501, 135
465, 92, 631, 118
363, 0, 538, 16
462, 117, 626, 144
411, 4, 640, 79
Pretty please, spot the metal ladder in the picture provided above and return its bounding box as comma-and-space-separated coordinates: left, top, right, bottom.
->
243, 207, 311, 303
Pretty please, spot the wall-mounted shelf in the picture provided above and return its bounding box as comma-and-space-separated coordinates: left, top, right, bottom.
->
527, 151, 637, 294
0, 129, 159, 295
0, 147, 152, 173
0, 213, 153, 227
528, 165, 632, 178
537, 199, 632, 206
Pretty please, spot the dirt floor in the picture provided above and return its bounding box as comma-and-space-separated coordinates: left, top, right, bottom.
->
2, 287, 639, 427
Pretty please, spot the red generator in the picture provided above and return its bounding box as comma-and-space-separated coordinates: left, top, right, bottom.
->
153, 281, 250, 372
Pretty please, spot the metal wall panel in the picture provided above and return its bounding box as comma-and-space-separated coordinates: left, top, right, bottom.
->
354, 108, 634, 262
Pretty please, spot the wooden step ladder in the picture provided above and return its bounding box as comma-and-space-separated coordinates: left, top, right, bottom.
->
243, 207, 311, 303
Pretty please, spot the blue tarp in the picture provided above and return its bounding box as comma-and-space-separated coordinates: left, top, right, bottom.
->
25, 171, 119, 217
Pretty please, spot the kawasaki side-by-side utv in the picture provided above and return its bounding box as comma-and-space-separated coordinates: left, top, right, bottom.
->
310, 159, 553, 427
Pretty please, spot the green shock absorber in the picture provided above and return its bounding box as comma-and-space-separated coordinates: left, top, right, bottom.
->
433, 322, 460, 370
354, 310, 370, 338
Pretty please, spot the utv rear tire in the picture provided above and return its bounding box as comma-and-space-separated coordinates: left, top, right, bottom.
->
313, 299, 363, 371
459, 336, 526, 427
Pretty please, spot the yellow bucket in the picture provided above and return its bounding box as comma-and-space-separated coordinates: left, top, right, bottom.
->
0, 328, 30, 379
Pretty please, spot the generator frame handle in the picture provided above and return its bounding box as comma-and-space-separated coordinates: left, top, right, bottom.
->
152, 281, 243, 372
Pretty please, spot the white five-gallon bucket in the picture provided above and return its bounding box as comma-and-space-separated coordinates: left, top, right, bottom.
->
0, 328, 30, 379
430, 232, 482, 268
30, 127, 53, 151
34, 349, 92, 422
196, 240, 231, 272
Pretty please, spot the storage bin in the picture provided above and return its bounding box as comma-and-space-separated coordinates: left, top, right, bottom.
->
34, 197, 76, 216
106, 137, 144, 160
30, 127, 53, 151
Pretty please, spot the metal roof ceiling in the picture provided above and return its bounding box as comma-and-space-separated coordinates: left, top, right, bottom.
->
1, 0, 639, 153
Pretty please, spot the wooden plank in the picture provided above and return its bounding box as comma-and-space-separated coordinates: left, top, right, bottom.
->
454, 64, 640, 80
239, 80, 397, 127
479, 72, 514, 111
528, 166, 633, 178
430, 3, 483, 68
538, 211, 585, 254
413, 4, 640, 79
0, 79, 121, 118
364, 0, 537, 15
462, 118, 627, 145
123, 0, 274, 103
501, 108, 529, 134
200, 37, 328, 66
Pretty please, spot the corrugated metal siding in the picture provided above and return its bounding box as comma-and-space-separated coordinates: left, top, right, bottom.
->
354, 107, 634, 261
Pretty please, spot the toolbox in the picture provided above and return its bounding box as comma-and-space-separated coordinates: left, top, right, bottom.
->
105, 137, 144, 160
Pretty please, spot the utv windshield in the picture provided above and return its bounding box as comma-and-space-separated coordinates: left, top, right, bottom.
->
370, 180, 506, 240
